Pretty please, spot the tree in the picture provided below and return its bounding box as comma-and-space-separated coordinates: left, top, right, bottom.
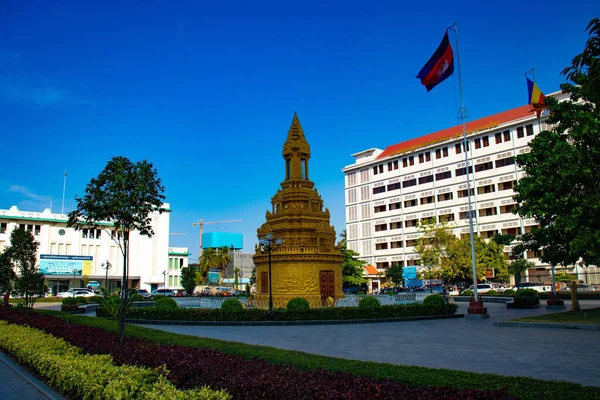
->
5, 228, 47, 311
386, 263, 404, 287
67, 156, 165, 343
414, 219, 456, 279
0, 252, 16, 305
180, 266, 197, 296
216, 246, 233, 283
339, 230, 368, 287
233, 267, 240, 289
200, 248, 217, 280
514, 18, 600, 267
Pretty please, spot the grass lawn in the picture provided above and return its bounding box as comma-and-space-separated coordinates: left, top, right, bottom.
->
509, 307, 600, 324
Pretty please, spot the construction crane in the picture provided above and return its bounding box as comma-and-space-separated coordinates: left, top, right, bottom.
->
192, 218, 243, 257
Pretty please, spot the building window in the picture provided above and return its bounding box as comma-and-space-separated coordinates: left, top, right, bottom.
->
435, 171, 451, 181
419, 153, 424, 163
374, 205, 387, 213
0, 223, 6, 234
495, 132, 502, 144
435, 149, 441, 159
389, 222, 402, 230
409, 156, 414, 166
402, 179, 417, 188
347, 172, 357, 186
437, 192, 453, 202
457, 188, 475, 198
379, 165, 384, 173
455, 143, 462, 154
405, 239, 417, 247
373, 186, 386, 194
82, 229, 88, 239
418, 175, 433, 185
402, 158, 408, 167
376, 262, 390, 269
405, 218, 418, 228
479, 207, 497, 217
475, 161, 493, 172
495, 157, 516, 168
373, 166, 378, 175
420, 196, 434, 205
503, 130, 511, 142
443, 147, 449, 157
387, 162, 393, 171
375, 242, 389, 250
526, 124, 534, 136
439, 213, 455, 223
391, 240, 403, 249
482, 230, 498, 238
425, 152, 431, 162
474, 138, 481, 149
389, 202, 401, 210
375, 223, 388, 232
502, 227, 521, 236
393, 160, 399, 170
387, 182, 401, 191
482, 136, 489, 147
499, 180, 517, 191
517, 126, 525, 138
404, 199, 417, 208
477, 184, 496, 194
500, 204, 516, 214
455, 166, 473, 176
347, 189, 357, 203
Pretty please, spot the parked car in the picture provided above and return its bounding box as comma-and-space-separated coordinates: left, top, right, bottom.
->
445, 285, 460, 296
558, 284, 597, 292
136, 289, 151, 298
150, 289, 175, 297
513, 282, 552, 292
56, 288, 95, 298
462, 284, 494, 294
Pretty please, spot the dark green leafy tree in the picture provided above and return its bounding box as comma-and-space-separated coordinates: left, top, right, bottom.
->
200, 248, 217, 280
339, 230, 367, 287
386, 263, 404, 287
0, 252, 16, 305
415, 219, 455, 279
216, 246, 233, 282
67, 156, 165, 343
5, 228, 47, 311
180, 266, 197, 296
514, 17, 600, 267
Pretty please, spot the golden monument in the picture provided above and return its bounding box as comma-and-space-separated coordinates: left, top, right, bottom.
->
253, 113, 344, 309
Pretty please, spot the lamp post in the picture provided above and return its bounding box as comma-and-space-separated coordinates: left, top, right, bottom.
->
508, 251, 520, 285
101, 261, 112, 292
162, 270, 167, 289
259, 233, 282, 311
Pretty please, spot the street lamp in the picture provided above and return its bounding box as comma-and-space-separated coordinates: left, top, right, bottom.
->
162, 270, 167, 288
259, 233, 282, 311
101, 261, 112, 292
508, 251, 520, 284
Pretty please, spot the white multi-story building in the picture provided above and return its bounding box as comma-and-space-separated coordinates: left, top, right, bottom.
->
343, 91, 574, 283
0, 204, 188, 294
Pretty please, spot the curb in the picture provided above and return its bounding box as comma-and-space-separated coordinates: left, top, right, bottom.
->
128, 313, 465, 326
0, 351, 64, 400
493, 321, 600, 330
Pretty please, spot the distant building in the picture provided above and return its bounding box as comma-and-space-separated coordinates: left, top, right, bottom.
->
0, 204, 187, 294
341, 90, 594, 284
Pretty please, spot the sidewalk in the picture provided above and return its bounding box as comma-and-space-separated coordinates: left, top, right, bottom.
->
0, 351, 64, 400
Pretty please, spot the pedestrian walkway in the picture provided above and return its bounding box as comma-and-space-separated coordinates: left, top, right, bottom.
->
142, 300, 600, 387
0, 351, 64, 400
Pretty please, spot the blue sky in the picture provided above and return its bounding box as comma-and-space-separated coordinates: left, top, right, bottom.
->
1, 1, 596, 259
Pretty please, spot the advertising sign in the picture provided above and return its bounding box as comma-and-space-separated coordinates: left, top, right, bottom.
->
39, 254, 93, 276
403, 267, 417, 280
405, 279, 423, 288
207, 268, 221, 284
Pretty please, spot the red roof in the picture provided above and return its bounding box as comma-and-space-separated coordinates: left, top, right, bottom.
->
376, 105, 535, 159
364, 265, 378, 275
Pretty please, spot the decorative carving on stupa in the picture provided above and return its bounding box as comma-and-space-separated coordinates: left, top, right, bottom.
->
253, 113, 344, 308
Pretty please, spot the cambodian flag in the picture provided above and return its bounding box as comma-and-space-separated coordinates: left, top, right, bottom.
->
416, 32, 454, 92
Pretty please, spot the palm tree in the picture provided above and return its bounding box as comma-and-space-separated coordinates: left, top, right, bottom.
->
216, 246, 233, 284
200, 248, 217, 283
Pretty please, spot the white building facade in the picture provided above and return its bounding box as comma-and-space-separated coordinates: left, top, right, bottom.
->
0, 204, 188, 294
342, 92, 582, 283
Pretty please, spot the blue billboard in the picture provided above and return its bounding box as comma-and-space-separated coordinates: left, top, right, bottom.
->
403, 266, 417, 280
202, 232, 243, 250
39, 254, 93, 276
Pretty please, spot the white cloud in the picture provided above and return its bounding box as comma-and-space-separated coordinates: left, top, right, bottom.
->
9, 185, 51, 204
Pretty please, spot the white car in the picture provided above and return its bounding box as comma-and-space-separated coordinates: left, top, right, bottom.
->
56, 288, 95, 298
462, 284, 494, 294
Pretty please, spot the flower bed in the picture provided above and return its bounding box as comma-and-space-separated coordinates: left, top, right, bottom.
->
108, 303, 459, 322
0, 320, 229, 400
0, 307, 512, 400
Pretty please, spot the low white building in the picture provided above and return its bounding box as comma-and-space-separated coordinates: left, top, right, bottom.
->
0, 204, 188, 294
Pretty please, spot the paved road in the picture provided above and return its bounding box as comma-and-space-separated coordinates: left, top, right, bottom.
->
0, 351, 64, 400
142, 300, 600, 387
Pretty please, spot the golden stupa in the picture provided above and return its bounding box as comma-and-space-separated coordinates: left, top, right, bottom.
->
253, 113, 344, 309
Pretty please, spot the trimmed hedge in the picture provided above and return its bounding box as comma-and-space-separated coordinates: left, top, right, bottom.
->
155, 297, 178, 311
122, 303, 458, 322
0, 320, 230, 399
423, 294, 445, 307
359, 296, 381, 308
286, 297, 310, 311
221, 298, 243, 313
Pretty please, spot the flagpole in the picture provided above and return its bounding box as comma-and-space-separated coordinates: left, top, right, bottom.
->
61, 170, 67, 215
448, 23, 478, 302
525, 68, 543, 130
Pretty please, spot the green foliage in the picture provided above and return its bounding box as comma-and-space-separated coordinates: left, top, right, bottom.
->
422, 294, 445, 307
5, 228, 47, 310
180, 266, 197, 295
216, 247, 233, 281
554, 272, 575, 283
0, 321, 231, 400
62, 297, 87, 305
220, 298, 243, 313
514, 18, 600, 267
155, 297, 178, 311
386, 263, 404, 287
462, 290, 474, 296
415, 219, 455, 279
339, 230, 368, 287
485, 290, 499, 296
515, 289, 539, 299
0, 252, 16, 298
503, 289, 516, 296
130, 294, 144, 302
358, 296, 380, 308
286, 297, 310, 311
152, 294, 165, 301
99, 295, 122, 319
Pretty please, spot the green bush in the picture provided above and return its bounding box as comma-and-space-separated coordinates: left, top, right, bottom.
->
221, 298, 243, 313
152, 294, 165, 301
155, 297, 178, 311
423, 294, 445, 307
462, 290, 474, 296
358, 296, 380, 308
130, 294, 144, 302
484, 290, 499, 296
503, 289, 516, 296
515, 289, 539, 299
287, 297, 310, 311
62, 297, 85, 306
